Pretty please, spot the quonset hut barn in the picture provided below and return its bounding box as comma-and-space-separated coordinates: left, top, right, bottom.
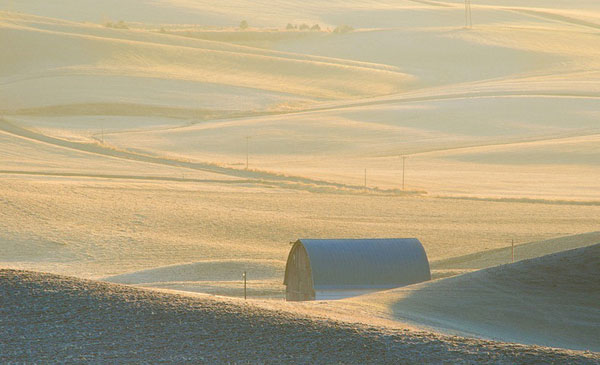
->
284, 238, 431, 301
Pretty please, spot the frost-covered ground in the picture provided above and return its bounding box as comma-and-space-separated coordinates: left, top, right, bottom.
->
1, 269, 598, 363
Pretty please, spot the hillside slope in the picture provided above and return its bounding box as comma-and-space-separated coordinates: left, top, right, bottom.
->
1, 269, 598, 363
351, 243, 600, 352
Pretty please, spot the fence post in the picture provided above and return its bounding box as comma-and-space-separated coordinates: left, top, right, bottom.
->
511, 239, 514, 263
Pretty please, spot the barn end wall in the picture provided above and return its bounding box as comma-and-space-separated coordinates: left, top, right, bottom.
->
284, 242, 315, 301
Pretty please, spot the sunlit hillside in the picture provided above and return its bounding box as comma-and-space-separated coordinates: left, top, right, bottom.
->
2, 1, 599, 200
1, 0, 599, 361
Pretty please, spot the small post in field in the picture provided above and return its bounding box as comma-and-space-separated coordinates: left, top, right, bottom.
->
511, 239, 514, 263
243, 271, 247, 300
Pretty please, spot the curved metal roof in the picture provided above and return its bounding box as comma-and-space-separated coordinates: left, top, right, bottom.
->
285, 238, 431, 290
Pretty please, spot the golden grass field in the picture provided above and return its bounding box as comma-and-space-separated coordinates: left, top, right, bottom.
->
1, 0, 599, 359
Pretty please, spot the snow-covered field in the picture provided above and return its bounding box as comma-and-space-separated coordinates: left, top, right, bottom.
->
1, 0, 599, 361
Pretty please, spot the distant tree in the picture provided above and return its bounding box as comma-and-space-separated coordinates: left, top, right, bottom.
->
333, 24, 354, 34
299, 23, 309, 30
286, 23, 295, 30
159, 27, 166, 34
115, 20, 129, 29
105, 20, 128, 29
310, 24, 321, 31
240, 20, 249, 30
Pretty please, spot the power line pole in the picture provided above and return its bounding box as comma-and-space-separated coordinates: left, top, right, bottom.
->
402, 155, 407, 191
465, 0, 472, 28
245, 136, 249, 170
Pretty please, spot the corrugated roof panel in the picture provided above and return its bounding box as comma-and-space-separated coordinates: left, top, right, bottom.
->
298, 238, 430, 290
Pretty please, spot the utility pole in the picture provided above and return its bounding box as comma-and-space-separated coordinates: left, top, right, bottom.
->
402, 155, 407, 191
465, 0, 472, 28
245, 136, 249, 170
